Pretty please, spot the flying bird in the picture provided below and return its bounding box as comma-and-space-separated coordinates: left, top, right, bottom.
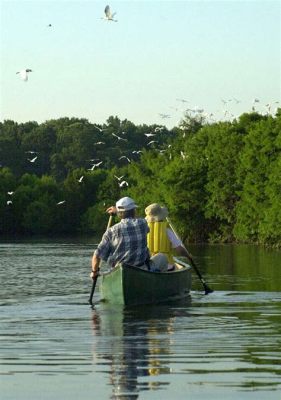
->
144, 133, 156, 137
112, 133, 127, 141
119, 180, 129, 188
180, 151, 187, 160
159, 113, 171, 119
16, 69, 32, 81
78, 176, 84, 183
28, 156, 38, 163
102, 5, 117, 22
88, 161, 103, 170
176, 98, 189, 104
7, 191, 14, 195
93, 125, 103, 132
57, 201, 66, 205
154, 126, 164, 132
118, 156, 131, 163
7, 200, 13, 205
94, 141, 105, 145
114, 175, 124, 181
147, 140, 158, 146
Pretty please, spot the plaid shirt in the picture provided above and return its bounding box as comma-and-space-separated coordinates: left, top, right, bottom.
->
95, 218, 150, 267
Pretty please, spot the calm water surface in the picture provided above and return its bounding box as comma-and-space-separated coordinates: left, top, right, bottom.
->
0, 241, 280, 400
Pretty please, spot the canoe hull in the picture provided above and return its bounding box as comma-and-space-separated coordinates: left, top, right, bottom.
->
100, 262, 192, 306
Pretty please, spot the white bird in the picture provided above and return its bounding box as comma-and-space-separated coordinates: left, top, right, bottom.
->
154, 126, 164, 132
88, 161, 103, 170
7, 191, 14, 195
132, 150, 143, 154
144, 133, 156, 137
102, 5, 117, 22
78, 176, 84, 183
25, 150, 37, 154
119, 180, 129, 188
114, 175, 124, 181
147, 140, 158, 146
57, 201, 66, 205
28, 156, 38, 163
159, 113, 171, 119
112, 133, 127, 141
94, 141, 105, 145
176, 98, 189, 104
118, 156, 131, 163
93, 125, 103, 132
16, 69, 32, 81
7, 200, 12, 205
192, 106, 204, 113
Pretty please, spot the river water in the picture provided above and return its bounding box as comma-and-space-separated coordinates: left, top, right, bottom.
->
0, 241, 280, 399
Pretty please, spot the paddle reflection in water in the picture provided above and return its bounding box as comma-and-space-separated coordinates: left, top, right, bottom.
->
90, 300, 192, 399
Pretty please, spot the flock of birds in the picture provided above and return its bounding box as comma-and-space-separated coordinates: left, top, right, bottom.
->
10, 5, 279, 208
5, 118, 170, 206
15, 5, 117, 82
15, 3, 279, 121
5, 93, 279, 207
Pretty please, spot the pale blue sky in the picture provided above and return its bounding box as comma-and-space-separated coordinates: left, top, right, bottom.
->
1, 0, 280, 128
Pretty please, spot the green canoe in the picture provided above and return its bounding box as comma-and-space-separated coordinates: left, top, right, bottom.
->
99, 259, 192, 306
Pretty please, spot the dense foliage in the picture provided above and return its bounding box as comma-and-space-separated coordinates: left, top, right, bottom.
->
1, 111, 280, 246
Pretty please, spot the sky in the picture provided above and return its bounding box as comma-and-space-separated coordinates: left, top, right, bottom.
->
0, 0, 280, 129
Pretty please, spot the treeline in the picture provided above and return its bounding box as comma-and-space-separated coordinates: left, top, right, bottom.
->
0, 111, 280, 246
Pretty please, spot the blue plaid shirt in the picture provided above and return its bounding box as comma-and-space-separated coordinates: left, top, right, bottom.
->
95, 218, 150, 267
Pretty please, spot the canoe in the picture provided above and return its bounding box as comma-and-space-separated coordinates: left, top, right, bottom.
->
99, 258, 192, 306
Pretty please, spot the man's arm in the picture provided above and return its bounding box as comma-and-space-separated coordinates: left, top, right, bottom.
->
167, 228, 193, 260
91, 253, 101, 279
174, 245, 191, 259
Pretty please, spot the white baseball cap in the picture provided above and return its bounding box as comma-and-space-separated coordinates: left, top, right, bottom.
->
116, 197, 138, 211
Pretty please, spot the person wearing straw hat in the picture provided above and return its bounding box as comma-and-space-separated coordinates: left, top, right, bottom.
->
91, 197, 150, 278
145, 203, 190, 272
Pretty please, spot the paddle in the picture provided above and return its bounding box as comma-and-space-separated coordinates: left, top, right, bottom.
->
166, 217, 214, 295
88, 214, 113, 306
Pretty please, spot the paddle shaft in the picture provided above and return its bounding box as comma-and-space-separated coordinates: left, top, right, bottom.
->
88, 214, 113, 306
166, 217, 213, 294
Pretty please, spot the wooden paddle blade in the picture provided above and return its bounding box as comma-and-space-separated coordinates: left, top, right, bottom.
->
203, 283, 214, 295
88, 276, 98, 305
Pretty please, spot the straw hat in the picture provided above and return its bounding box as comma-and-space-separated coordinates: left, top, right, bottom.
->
145, 203, 168, 222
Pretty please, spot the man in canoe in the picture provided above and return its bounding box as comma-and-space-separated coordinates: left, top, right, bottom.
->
145, 203, 191, 271
91, 197, 150, 278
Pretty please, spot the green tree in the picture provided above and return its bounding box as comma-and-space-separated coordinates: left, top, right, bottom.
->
0, 121, 26, 176
233, 115, 278, 242
203, 122, 243, 241
0, 168, 17, 234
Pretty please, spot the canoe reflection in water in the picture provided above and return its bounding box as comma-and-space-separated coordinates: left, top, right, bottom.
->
91, 301, 191, 399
